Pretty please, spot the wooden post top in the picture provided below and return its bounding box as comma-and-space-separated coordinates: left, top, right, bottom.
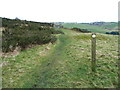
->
92, 33, 96, 38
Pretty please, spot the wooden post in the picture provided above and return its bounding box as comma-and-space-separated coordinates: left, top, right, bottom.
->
91, 33, 96, 72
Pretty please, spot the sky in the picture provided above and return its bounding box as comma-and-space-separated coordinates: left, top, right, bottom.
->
0, 0, 119, 23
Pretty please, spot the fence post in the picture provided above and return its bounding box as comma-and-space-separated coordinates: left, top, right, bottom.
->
91, 33, 96, 72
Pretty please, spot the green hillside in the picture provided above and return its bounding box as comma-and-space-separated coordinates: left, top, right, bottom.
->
100, 22, 118, 30
59, 22, 118, 33
2, 28, 118, 88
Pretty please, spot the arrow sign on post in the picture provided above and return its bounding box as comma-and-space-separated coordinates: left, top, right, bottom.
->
91, 33, 96, 72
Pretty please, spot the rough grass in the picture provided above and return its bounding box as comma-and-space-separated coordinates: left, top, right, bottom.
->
71, 31, 118, 88
74, 33, 113, 40
2, 29, 118, 88
2, 43, 56, 88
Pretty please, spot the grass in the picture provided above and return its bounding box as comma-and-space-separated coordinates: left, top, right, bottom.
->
100, 22, 118, 30
74, 33, 112, 40
60, 23, 109, 33
2, 29, 118, 88
71, 32, 118, 88
60, 22, 118, 34
2, 43, 55, 88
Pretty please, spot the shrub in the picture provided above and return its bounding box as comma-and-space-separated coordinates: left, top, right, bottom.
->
71, 27, 91, 33
2, 18, 61, 53
106, 31, 119, 35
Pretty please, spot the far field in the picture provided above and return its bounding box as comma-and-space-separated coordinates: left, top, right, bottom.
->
2, 28, 118, 88
59, 22, 118, 33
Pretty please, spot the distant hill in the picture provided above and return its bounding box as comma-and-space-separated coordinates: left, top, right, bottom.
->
55, 22, 118, 34
89, 22, 118, 30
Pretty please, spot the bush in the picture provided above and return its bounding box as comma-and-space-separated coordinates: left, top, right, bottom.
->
106, 31, 119, 35
2, 18, 61, 53
50, 36, 57, 44
52, 30, 64, 34
71, 27, 91, 33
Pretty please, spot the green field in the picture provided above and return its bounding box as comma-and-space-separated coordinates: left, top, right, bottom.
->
100, 22, 118, 30
2, 29, 118, 88
59, 22, 118, 33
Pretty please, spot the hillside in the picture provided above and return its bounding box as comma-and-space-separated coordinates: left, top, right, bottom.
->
1, 18, 63, 53
2, 28, 118, 88
57, 22, 118, 34
89, 22, 118, 30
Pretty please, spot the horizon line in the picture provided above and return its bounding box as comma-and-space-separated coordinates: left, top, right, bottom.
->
1, 17, 118, 23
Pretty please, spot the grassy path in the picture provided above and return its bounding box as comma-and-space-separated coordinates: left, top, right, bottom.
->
2, 29, 118, 88
32, 30, 77, 88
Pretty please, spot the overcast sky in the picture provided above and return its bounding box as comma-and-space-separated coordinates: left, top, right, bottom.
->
0, 0, 119, 22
